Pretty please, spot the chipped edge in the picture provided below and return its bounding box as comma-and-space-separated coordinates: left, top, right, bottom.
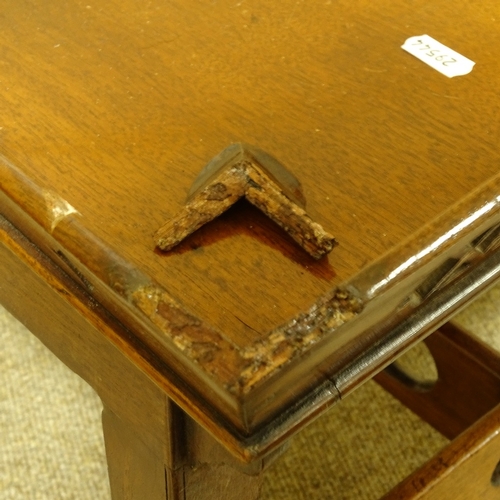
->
42, 190, 80, 232
236, 288, 364, 392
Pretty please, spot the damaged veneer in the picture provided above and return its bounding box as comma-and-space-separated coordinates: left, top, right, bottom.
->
154, 143, 337, 259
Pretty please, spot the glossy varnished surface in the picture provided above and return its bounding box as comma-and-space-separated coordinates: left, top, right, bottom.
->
2, 0, 500, 455
2, 0, 500, 336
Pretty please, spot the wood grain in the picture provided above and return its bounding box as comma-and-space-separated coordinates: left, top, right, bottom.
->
0, 216, 267, 498
2, 0, 500, 339
2, 0, 500, 463
384, 404, 500, 500
102, 407, 169, 500
376, 322, 500, 439
155, 144, 336, 259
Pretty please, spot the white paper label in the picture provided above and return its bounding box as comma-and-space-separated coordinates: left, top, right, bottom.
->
401, 35, 475, 78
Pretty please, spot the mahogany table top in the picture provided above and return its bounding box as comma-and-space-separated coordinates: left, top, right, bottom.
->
2, 0, 500, 460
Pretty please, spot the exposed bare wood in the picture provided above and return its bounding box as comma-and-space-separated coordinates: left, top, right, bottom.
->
155, 144, 337, 259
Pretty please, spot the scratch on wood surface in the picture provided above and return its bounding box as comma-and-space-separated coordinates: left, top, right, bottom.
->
363, 67, 388, 73
140, 35, 180, 51
431, 92, 460, 100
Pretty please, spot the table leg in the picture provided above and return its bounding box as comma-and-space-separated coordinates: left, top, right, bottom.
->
0, 217, 266, 500
101, 398, 264, 500
102, 406, 168, 500
178, 411, 266, 500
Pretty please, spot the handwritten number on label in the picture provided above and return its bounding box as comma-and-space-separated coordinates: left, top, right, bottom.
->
410, 39, 456, 66
442, 58, 457, 66
402, 35, 473, 77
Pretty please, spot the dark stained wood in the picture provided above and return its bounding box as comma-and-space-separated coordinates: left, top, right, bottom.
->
181, 464, 262, 500
0, 215, 247, 459
1, 0, 500, 425
0, 212, 344, 468
375, 322, 500, 439
103, 400, 266, 500
0, 217, 176, 456
2, 0, 500, 342
383, 404, 500, 500
0, 216, 265, 499
102, 407, 169, 500
2, 0, 500, 492
179, 415, 269, 500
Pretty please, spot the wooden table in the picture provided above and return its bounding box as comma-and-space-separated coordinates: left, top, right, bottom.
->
2, 1, 500, 498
